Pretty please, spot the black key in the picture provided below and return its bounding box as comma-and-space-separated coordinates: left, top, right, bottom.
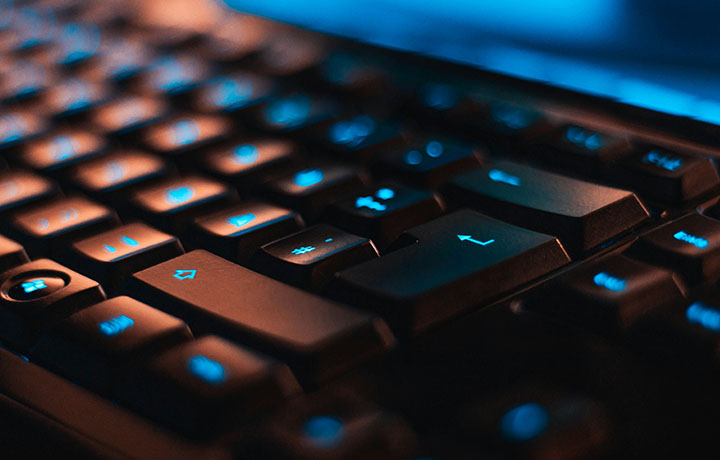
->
31, 296, 192, 392
118, 335, 300, 437
317, 51, 389, 97
326, 183, 444, 249
482, 101, 553, 146
141, 114, 231, 163
251, 224, 379, 291
190, 202, 303, 263
130, 176, 236, 233
65, 222, 184, 294
627, 213, 720, 285
70, 150, 169, 204
321, 115, 408, 163
0, 170, 59, 215
193, 73, 275, 115
0, 235, 30, 273
244, 393, 418, 460
266, 164, 364, 221
43, 77, 111, 118
8, 196, 119, 258
445, 160, 649, 254
90, 95, 169, 137
538, 124, 633, 174
137, 54, 210, 97
253, 93, 340, 136
0, 112, 48, 150
614, 147, 720, 203
331, 210, 570, 334
202, 139, 298, 190
378, 139, 483, 189
0, 259, 105, 348
126, 250, 395, 384
533, 254, 685, 334
20, 130, 107, 173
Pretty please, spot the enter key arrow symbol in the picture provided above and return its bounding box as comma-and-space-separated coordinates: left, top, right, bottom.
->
457, 234, 495, 246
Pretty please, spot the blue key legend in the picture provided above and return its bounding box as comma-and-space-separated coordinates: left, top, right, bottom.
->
188, 355, 226, 384
499, 402, 549, 442
593, 271, 626, 291
98, 315, 135, 337
294, 169, 324, 187
686, 302, 720, 332
173, 269, 197, 280
303, 415, 345, 448
673, 230, 708, 249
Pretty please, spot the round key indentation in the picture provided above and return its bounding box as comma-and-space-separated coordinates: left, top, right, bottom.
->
5, 273, 67, 301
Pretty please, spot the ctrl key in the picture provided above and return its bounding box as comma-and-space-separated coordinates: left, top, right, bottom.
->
117, 336, 301, 437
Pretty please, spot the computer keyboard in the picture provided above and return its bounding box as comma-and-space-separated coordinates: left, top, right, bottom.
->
2, 1, 720, 459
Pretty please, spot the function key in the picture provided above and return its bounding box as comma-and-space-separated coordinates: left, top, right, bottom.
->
265, 164, 364, 221
0, 170, 59, 215
190, 202, 303, 263
533, 254, 685, 334
137, 55, 210, 98
70, 150, 169, 204
141, 115, 231, 161
538, 124, 633, 173
8, 196, 119, 257
0, 235, 30, 273
326, 184, 444, 250
31, 296, 192, 392
0, 259, 105, 348
445, 160, 649, 255
379, 139, 483, 189
118, 335, 300, 437
0, 112, 48, 151
193, 73, 275, 115
43, 78, 111, 119
615, 148, 720, 203
254, 93, 340, 136
20, 130, 107, 173
627, 213, 720, 285
130, 176, 236, 233
202, 140, 298, 190
90, 95, 169, 138
65, 222, 183, 294
321, 115, 408, 163
251, 224, 378, 291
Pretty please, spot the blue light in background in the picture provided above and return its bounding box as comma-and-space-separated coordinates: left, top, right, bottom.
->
499, 402, 549, 442
593, 271, 626, 292
98, 315, 135, 337
686, 302, 720, 332
294, 168, 324, 187
188, 355, 226, 384
673, 231, 708, 249
303, 415, 345, 448
419, 83, 458, 110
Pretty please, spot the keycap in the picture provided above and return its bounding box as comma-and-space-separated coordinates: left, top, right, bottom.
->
0, 112, 48, 150
613, 147, 720, 203
199, 15, 268, 63
31, 296, 192, 392
252, 224, 379, 291
326, 184, 444, 249
317, 51, 388, 97
202, 139, 299, 190
141, 114, 231, 161
0, 59, 54, 103
253, 93, 340, 136
3, 6, 58, 53
266, 164, 364, 221
193, 73, 275, 114
533, 254, 685, 334
130, 176, 236, 233
321, 115, 408, 163
244, 393, 418, 460
445, 160, 650, 254
254, 34, 328, 77
0, 170, 59, 215
190, 202, 303, 263
126, 250, 395, 383
137, 54, 209, 97
482, 101, 553, 147
118, 335, 300, 437
8, 196, 119, 258
20, 130, 107, 173
44, 21, 102, 68
90, 95, 169, 137
378, 139, 483, 189
331, 210, 570, 334
0, 235, 30, 273
43, 78, 111, 118
0, 259, 105, 348
84, 39, 153, 83
70, 150, 169, 205
627, 213, 720, 285
64, 222, 184, 294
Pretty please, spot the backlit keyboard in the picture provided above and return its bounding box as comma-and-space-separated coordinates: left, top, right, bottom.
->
2, 1, 720, 459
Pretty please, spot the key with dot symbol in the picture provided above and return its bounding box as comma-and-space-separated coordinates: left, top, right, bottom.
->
251, 224, 378, 291
117, 335, 300, 437
63, 222, 184, 294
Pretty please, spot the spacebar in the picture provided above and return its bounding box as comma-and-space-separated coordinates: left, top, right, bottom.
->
125, 250, 394, 384
0, 347, 228, 460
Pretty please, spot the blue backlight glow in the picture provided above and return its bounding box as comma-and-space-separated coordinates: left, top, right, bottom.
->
593, 271, 626, 291
329, 116, 375, 147
98, 315, 135, 337
209, 77, 253, 109
233, 144, 259, 165
564, 126, 604, 151
294, 168, 324, 187
499, 402, 549, 442
292, 246, 316, 255
171, 119, 200, 147
404, 150, 423, 165
264, 94, 312, 127
642, 150, 683, 172
420, 83, 458, 110
489, 169, 521, 186
165, 186, 195, 205
686, 302, 720, 333
303, 415, 345, 448
491, 104, 536, 130
376, 187, 395, 200
188, 355, 226, 384
59, 22, 101, 65
21, 279, 47, 294
228, 213, 257, 228
673, 230, 708, 249
425, 141, 444, 158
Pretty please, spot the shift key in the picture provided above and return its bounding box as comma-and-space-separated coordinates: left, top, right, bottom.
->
125, 250, 394, 384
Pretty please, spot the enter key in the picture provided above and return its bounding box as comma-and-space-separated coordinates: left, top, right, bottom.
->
331, 210, 571, 334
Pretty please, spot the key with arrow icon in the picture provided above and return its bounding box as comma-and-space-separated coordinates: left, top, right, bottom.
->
457, 234, 494, 246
